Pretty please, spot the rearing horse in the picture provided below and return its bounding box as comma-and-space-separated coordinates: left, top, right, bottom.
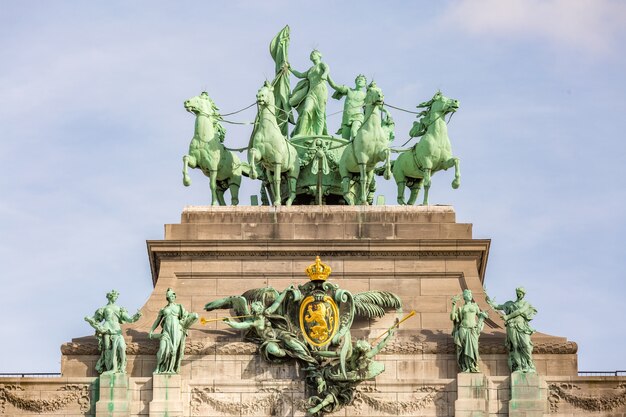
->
248, 82, 300, 206
391, 91, 460, 205
339, 82, 392, 205
182, 92, 244, 206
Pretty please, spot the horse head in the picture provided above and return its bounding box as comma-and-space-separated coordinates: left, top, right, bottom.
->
184, 92, 216, 118
409, 91, 459, 137
256, 81, 276, 109
365, 82, 385, 107
429, 91, 459, 117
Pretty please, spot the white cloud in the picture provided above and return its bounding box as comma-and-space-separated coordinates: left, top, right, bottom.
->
441, 0, 626, 55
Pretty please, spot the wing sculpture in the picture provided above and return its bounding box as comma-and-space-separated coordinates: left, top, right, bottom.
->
353, 291, 403, 318
204, 295, 250, 317
241, 287, 279, 309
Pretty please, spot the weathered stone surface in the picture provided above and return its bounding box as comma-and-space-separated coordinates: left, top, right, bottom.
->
14, 205, 610, 416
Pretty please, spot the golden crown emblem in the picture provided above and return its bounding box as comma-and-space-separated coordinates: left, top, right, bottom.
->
305, 256, 332, 281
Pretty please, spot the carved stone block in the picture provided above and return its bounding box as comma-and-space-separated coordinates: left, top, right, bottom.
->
509, 371, 547, 417
149, 374, 183, 417
96, 373, 131, 417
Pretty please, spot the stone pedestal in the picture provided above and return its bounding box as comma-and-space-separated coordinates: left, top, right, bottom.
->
149, 374, 183, 417
455, 372, 490, 417
509, 371, 547, 417
95, 373, 131, 417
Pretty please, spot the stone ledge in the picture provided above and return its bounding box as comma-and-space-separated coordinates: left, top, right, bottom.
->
179, 204, 457, 225
61, 338, 578, 356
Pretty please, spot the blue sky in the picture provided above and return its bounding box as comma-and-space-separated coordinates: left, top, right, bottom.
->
1, 1, 625, 372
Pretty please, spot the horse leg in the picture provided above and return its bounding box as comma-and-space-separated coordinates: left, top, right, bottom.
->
407, 180, 422, 205
286, 162, 299, 206
366, 170, 375, 205
339, 164, 354, 205
273, 164, 282, 206
261, 181, 271, 206
422, 169, 432, 205
441, 157, 461, 189
229, 175, 241, 206
216, 188, 226, 206
383, 148, 392, 180
209, 170, 219, 206
396, 180, 407, 205
247, 148, 259, 180
358, 163, 368, 205
182, 155, 196, 186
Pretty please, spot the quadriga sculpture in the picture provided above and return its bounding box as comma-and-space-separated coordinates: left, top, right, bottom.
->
182, 92, 246, 206
338, 82, 392, 205
392, 91, 461, 205
248, 81, 300, 206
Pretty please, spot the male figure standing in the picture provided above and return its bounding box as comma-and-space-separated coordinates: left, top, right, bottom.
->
328, 74, 367, 139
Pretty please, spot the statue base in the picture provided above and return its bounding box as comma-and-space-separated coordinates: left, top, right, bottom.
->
509, 371, 548, 416
149, 374, 183, 417
95, 373, 131, 417
455, 372, 490, 417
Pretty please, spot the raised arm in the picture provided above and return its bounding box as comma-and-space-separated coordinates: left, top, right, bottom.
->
450, 296, 460, 323
265, 285, 298, 315
485, 295, 505, 311
367, 325, 396, 359
120, 308, 142, 324
84, 309, 105, 333
289, 65, 308, 79
223, 318, 254, 330
327, 75, 348, 95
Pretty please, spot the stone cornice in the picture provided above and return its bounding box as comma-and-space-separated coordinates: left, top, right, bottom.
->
61, 336, 576, 356
146, 239, 490, 286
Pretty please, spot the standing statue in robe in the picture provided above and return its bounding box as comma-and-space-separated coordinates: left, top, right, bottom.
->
84, 290, 142, 374
289, 49, 330, 137
450, 289, 488, 373
486, 287, 537, 373
149, 288, 198, 374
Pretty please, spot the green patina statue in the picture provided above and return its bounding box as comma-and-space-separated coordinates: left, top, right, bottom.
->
289, 49, 330, 138
307, 323, 397, 415
182, 92, 247, 206
451, 289, 488, 373
486, 287, 537, 373
84, 290, 142, 374
207, 285, 317, 364
247, 81, 300, 206
328, 74, 367, 140
203, 257, 405, 416
391, 91, 461, 205
339, 82, 393, 205
182, 27, 462, 206
149, 288, 198, 374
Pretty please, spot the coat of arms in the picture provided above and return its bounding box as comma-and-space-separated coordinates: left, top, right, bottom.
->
203, 256, 413, 416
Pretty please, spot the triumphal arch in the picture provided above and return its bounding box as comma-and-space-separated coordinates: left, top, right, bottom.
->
1, 26, 624, 417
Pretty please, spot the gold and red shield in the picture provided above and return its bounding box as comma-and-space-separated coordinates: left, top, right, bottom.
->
299, 295, 340, 347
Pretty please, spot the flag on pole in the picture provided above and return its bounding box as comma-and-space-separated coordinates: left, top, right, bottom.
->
269, 25, 292, 136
